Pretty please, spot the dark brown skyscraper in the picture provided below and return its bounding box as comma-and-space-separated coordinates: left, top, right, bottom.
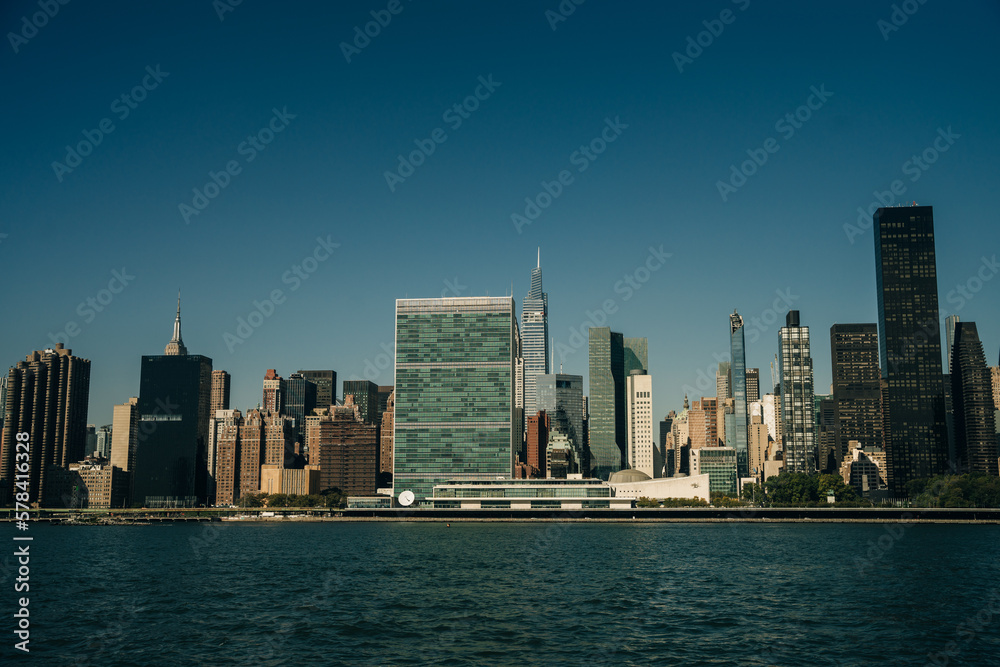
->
526, 410, 550, 475
831, 324, 884, 465
1, 344, 91, 504
874, 205, 948, 493
316, 400, 378, 496
212, 409, 242, 506
951, 323, 999, 475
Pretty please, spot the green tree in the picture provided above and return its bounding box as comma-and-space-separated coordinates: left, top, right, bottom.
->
636, 497, 660, 508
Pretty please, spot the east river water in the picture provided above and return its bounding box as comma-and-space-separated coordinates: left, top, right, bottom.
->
7, 521, 1000, 665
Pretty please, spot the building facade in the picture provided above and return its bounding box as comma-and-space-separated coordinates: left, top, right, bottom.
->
317, 405, 378, 496
298, 370, 337, 408
690, 446, 738, 496
1, 343, 92, 505
393, 297, 518, 502
521, 250, 550, 418
951, 323, 999, 475
874, 205, 949, 492
625, 370, 657, 478
830, 324, 884, 467
730, 311, 749, 478
210, 369, 231, 414
342, 380, 379, 424
536, 373, 585, 473
778, 310, 816, 473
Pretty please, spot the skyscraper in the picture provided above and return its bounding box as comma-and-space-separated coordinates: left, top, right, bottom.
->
521, 249, 549, 417
730, 311, 749, 478
945, 315, 960, 373
588, 328, 625, 479
211, 409, 242, 506
343, 380, 379, 423
623, 337, 648, 377
525, 411, 550, 475
950, 323, 999, 475
262, 369, 284, 413
874, 205, 948, 492
111, 398, 139, 472
830, 324, 883, 467
1, 343, 92, 504
298, 370, 337, 407
746, 368, 760, 404
379, 390, 394, 485
536, 373, 585, 473
778, 310, 815, 473
132, 299, 212, 507
716, 361, 731, 403
210, 370, 231, 414
625, 370, 658, 478
376, 385, 393, 423
393, 297, 517, 502
285, 373, 317, 445
317, 403, 378, 496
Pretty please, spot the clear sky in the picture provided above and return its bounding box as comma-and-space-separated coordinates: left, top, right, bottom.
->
3, 0, 999, 426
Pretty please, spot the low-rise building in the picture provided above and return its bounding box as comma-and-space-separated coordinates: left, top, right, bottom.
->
260, 464, 321, 496
430, 478, 631, 509
690, 446, 737, 496
608, 469, 710, 503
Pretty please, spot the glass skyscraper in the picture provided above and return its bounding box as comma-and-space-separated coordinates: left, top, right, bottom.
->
393, 297, 517, 502
284, 373, 317, 445
951, 322, 998, 475
830, 324, 883, 462
588, 328, 625, 479
874, 205, 948, 493
536, 373, 584, 470
623, 337, 648, 377
730, 311, 749, 478
587, 330, 647, 479
521, 250, 549, 418
778, 310, 816, 473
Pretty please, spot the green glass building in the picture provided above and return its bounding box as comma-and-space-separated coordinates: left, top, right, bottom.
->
588, 329, 647, 480
393, 297, 517, 502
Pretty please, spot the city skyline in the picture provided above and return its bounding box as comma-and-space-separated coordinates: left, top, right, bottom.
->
3, 1, 999, 431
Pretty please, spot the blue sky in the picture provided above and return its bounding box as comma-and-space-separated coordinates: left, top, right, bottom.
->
3, 0, 999, 425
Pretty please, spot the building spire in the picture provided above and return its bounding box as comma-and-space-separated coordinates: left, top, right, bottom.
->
537, 247, 540, 269
164, 291, 188, 356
